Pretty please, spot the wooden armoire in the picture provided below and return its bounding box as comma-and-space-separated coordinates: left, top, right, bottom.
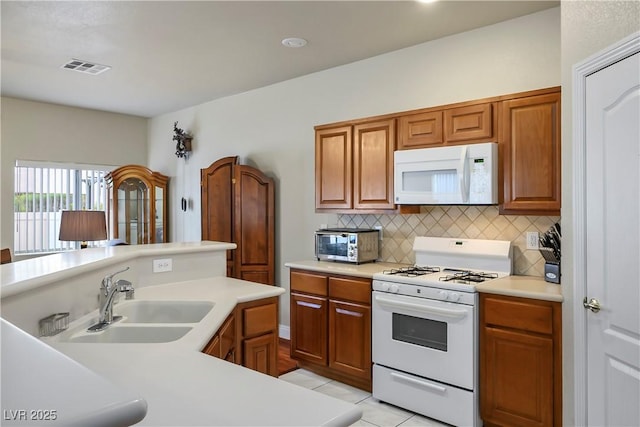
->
201, 156, 275, 285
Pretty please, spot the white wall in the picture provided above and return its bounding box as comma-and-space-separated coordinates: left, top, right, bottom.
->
560, 1, 640, 426
0, 97, 148, 253
146, 7, 561, 330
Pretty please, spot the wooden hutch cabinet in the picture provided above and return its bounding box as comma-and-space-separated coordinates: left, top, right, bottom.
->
105, 165, 169, 244
201, 156, 275, 285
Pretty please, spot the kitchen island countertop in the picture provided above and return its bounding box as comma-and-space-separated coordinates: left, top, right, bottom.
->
40, 277, 362, 426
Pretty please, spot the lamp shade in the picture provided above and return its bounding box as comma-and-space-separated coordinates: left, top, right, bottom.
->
59, 210, 107, 243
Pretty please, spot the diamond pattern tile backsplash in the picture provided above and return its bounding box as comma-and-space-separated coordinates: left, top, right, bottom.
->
338, 206, 560, 276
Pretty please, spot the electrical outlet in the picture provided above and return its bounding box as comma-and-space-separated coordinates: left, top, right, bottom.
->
152, 258, 172, 273
374, 225, 383, 240
526, 232, 539, 250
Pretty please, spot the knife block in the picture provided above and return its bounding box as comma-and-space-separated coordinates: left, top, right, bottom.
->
544, 262, 560, 284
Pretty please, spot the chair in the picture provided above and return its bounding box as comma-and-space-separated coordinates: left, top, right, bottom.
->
1, 248, 12, 264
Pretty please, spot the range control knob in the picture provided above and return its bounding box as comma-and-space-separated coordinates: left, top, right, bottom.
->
448, 292, 461, 302
438, 290, 448, 300
380, 282, 390, 292
390, 284, 400, 293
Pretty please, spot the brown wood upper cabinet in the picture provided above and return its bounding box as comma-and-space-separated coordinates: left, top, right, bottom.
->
500, 90, 561, 215
316, 119, 396, 212
398, 102, 495, 149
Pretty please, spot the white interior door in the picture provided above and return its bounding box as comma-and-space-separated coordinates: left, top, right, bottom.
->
584, 50, 640, 426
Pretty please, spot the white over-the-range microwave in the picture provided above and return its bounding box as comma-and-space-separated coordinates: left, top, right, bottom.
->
394, 142, 498, 205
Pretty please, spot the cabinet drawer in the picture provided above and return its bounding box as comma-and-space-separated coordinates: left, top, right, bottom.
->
291, 270, 328, 296
242, 302, 277, 337
328, 276, 371, 304
483, 295, 553, 335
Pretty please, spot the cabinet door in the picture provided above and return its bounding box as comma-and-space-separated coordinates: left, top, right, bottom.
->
353, 119, 395, 210
201, 156, 238, 276
219, 313, 236, 363
481, 326, 554, 427
500, 92, 561, 215
202, 333, 221, 358
243, 332, 278, 377
398, 111, 444, 149
315, 126, 353, 209
233, 165, 275, 285
444, 103, 494, 143
290, 292, 327, 365
328, 300, 371, 381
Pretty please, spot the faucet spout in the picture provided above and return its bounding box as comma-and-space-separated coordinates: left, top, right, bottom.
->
88, 268, 134, 332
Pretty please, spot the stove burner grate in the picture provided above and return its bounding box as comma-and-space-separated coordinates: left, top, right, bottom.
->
439, 271, 499, 284
382, 266, 441, 277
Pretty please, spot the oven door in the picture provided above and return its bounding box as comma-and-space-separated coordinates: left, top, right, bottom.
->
372, 290, 476, 390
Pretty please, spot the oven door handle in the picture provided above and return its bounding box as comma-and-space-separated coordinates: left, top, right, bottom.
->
390, 371, 447, 394
374, 294, 468, 319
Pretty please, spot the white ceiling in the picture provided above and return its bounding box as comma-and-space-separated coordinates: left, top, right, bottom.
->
1, 1, 558, 118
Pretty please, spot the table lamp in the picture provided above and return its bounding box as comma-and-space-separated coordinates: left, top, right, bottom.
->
59, 210, 107, 249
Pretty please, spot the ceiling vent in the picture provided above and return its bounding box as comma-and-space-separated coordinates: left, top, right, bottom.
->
61, 59, 111, 75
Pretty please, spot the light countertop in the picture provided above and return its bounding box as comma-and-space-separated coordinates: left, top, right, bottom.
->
0, 241, 236, 298
287, 260, 563, 302
475, 275, 563, 302
285, 260, 408, 278
38, 276, 362, 426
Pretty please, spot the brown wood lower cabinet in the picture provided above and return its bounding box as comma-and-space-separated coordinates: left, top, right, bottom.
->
480, 293, 562, 427
290, 269, 372, 391
202, 296, 279, 377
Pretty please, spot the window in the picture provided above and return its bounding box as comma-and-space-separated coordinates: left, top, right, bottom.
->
14, 160, 114, 254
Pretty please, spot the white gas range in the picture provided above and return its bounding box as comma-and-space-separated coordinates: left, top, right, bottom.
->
371, 237, 512, 427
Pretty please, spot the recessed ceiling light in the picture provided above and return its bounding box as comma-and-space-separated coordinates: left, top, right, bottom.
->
61, 59, 111, 75
281, 37, 307, 48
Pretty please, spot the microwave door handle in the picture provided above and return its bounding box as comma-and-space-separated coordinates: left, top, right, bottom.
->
458, 146, 469, 203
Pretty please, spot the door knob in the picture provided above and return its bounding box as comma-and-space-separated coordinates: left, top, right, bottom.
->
583, 297, 601, 313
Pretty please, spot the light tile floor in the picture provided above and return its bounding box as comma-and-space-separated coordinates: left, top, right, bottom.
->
279, 369, 451, 427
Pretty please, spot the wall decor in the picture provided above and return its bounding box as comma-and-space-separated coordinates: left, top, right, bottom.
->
172, 121, 193, 159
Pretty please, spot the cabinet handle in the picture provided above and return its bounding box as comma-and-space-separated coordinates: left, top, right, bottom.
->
390, 372, 446, 394
335, 307, 362, 317
297, 301, 321, 309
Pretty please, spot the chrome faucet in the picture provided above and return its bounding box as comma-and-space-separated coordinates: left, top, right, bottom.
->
88, 267, 134, 332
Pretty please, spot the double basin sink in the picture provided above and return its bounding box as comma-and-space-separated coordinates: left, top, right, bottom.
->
62, 300, 214, 344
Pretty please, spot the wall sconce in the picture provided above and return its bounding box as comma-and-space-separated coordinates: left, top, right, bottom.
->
58, 210, 107, 249
173, 121, 193, 159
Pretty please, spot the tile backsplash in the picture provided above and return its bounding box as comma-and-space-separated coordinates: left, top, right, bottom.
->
338, 206, 560, 276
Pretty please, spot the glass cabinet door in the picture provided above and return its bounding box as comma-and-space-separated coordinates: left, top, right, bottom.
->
117, 178, 149, 245
155, 185, 164, 243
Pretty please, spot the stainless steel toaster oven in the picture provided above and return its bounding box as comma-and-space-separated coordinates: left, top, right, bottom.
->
315, 228, 379, 264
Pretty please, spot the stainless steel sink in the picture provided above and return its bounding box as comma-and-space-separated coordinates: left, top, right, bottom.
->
67, 325, 192, 343
116, 300, 214, 323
